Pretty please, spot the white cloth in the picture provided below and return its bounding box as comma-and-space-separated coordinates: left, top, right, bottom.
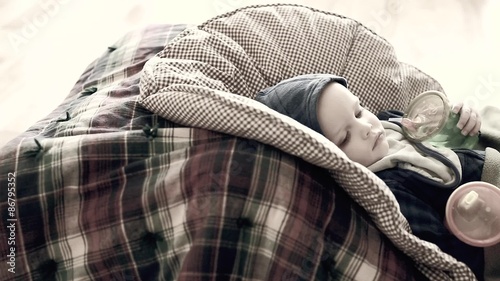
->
368, 121, 462, 185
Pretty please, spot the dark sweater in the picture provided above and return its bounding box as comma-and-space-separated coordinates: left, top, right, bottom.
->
377, 110, 486, 281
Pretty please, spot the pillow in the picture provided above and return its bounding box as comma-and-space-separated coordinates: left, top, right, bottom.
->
142, 4, 443, 114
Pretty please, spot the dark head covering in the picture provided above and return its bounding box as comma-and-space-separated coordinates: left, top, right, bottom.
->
255, 74, 348, 135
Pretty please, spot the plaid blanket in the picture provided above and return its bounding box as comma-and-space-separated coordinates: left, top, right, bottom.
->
0, 23, 426, 281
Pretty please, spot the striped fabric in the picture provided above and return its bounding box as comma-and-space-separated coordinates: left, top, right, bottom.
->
139, 4, 476, 281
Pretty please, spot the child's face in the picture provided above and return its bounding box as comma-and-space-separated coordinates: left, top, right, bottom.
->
317, 83, 389, 167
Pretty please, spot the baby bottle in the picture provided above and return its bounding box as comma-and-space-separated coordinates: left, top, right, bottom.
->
400, 90, 479, 149
445, 181, 500, 247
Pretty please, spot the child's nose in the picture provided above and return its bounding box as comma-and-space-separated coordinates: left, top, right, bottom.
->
360, 122, 372, 139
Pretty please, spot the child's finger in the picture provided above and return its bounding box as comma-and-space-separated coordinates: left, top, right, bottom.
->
460, 111, 479, 136
456, 106, 471, 130
470, 115, 482, 136
451, 102, 463, 114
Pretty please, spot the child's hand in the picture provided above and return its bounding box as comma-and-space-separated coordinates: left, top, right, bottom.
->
451, 102, 481, 136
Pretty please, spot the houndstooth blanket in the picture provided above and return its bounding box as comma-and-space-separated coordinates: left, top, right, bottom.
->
139, 4, 477, 281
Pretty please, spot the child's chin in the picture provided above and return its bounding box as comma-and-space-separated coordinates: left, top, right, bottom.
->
368, 144, 389, 166
379, 140, 390, 157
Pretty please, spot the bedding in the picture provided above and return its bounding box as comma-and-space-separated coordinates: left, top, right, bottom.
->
139, 4, 476, 280
0, 3, 497, 281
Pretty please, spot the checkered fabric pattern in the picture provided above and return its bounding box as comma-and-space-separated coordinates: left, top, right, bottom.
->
0, 23, 431, 281
139, 4, 476, 281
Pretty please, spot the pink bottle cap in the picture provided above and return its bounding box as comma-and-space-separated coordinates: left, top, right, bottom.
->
445, 181, 500, 247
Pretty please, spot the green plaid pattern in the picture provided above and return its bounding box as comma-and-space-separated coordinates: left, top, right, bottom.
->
1, 126, 423, 281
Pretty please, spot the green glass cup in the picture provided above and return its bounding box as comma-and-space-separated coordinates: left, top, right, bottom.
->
401, 91, 479, 149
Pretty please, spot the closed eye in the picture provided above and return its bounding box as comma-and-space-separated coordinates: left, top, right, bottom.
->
339, 131, 350, 147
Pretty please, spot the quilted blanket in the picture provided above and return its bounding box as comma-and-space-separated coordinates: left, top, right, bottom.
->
0, 23, 426, 281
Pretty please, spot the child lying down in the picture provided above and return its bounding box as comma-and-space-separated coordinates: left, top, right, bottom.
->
256, 74, 489, 280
